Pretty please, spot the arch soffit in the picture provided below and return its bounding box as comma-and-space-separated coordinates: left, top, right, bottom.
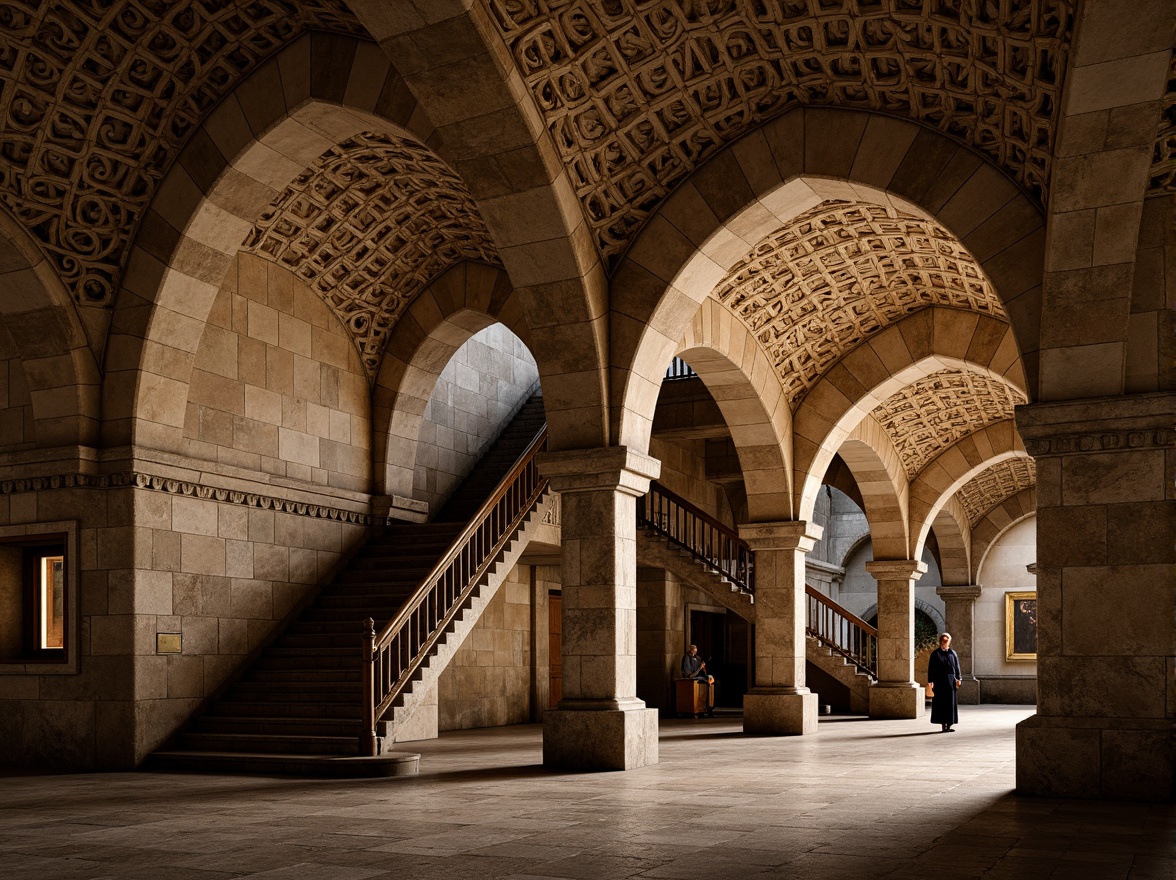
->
908, 419, 1028, 560
930, 498, 972, 587
1037, 0, 1173, 400
106, 35, 436, 450
342, 1, 611, 452
794, 308, 1024, 522
0, 209, 101, 447
673, 298, 793, 521
373, 261, 530, 499
612, 107, 1046, 451
971, 488, 1037, 584
838, 416, 909, 560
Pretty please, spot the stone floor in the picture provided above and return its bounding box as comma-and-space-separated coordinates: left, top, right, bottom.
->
1, 706, 1172, 879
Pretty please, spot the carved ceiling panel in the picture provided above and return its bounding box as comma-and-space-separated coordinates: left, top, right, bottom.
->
485, 0, 1074, 268
243, 131, 501, 378
1148, 53, 1175, 194
0, 0, 363, 307
714, 200, 1005, 409
957, 456, 1036, 526
872, 369, 1026, 479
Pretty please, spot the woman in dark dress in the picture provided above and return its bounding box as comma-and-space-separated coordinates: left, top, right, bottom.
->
928, 632, 962, 732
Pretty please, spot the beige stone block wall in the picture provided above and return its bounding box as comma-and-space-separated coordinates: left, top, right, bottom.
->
0, 323, 34, 452
182, 253, 371, 492
414, 324, 538, 513
974, 515, 1038, 678
437, 561, 537, 730
648, 437, 732, 524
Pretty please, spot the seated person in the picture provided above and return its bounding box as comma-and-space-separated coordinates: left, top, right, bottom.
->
680, 644, 715, 712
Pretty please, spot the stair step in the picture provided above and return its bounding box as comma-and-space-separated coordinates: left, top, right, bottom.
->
210, 701, 361, 719
174, 732, 360, 756
191, 716, 362, 737
144, 750, 419, 778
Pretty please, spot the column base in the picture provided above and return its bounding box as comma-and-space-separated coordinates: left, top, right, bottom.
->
869, 683, 925, 719
957, 678, 980, 705
743, 689, 818, 735
1016, 714, 1173, 801
543, 706, 659, 771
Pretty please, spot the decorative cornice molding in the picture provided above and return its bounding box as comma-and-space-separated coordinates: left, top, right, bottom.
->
0, 470, 386, 526
1022, 428, 1174, 457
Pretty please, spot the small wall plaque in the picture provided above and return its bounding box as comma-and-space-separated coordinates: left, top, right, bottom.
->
156, 633, 181, 654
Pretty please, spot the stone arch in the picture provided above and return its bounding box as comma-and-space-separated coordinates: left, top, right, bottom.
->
861, 600, 945, 636
794, 309, 1024, 525
0, 209, 101, 448
1036, 0, 1172, 400
373, 262, 532, 500
611, 107, 1045, 454
971, 488, 1037, 584
103, 34, 435, 451
838, 417, 909, 560
342, 2, 612, 452
908, 420, 1028, 563
930, 497, 972, 587
672, 298, 793, 521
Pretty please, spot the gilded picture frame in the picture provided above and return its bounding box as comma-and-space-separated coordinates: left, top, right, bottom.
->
1005, 590, 1037, 661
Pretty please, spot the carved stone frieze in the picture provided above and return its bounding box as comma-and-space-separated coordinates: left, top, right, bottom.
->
0, 470, 382, 525
957, 457, 1036, 526
1022, 428, 1175, 457
484, 0, 1074, 268
0, 1, 363, 307
243, 131, 502, 378
714, 200, 1006, 408
1148, 53, 1175, 194
871, 369, 1026, 479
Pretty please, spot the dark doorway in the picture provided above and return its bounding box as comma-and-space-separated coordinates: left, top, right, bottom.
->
548, 591, 562, 708
689, 609, 745, 708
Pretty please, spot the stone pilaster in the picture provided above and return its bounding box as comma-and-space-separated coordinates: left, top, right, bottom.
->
866, 559, 927, 719
537, 447, 660, 771
1014, 393, 1174, 801
936, 585, 982, 704
738, 521, 822, 735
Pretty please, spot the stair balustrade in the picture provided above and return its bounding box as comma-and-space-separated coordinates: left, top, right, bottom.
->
637, 481, 754, 595
361, 426, 549, 756
805, 586, 877, 679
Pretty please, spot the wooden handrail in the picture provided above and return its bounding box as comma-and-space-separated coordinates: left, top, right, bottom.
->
638, 481, 754, 594
805, 585, 877, 679
361, 425, 548, 754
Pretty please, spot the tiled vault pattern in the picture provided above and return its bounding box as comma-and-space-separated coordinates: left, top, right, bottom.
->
485, 0, 1075, 266
714, 200, 1006, 408
958, 456, 1037, 526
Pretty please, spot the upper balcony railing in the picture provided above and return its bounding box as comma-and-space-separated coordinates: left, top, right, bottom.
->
637, 481, 754, 595
664, 358, 697, 381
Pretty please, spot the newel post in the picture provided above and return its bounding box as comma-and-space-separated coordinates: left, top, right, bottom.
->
361, 617, 378, 757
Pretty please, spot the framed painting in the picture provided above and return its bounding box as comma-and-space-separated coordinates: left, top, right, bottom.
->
1005, 591, 1037, 661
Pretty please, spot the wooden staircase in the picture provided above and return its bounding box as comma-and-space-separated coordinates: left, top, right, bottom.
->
147, 394, 547, 776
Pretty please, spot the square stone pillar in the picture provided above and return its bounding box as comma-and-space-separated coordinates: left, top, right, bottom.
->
1015, 394, 1174, 801
936, 585, 982, 705
538, 447, 661, 771
866, 559, 927, 719
738, 521, 822, 735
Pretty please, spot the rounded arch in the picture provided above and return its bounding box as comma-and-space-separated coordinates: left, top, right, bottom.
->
0, 209, 101, 448
373, 262, 531, 499
971, 488, 1038, 584
930, 497, 972, 587
861, 600, 946, 637
794, 309, 1025, 525
611, 106, 1045, 455
345, 2, 610, 452
104, 35, 430, 452
908, 419, 1028, 562
672, 298, 793, 521
838, 417, 909, 560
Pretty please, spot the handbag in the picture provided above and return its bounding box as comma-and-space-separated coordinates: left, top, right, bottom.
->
926, 682, 935, 698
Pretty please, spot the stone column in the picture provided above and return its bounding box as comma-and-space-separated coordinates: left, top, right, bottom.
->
1015, 394, 1174, 801
738, 521, 822, 735
936, 585, 981, 705
636, 567, 682, 712
538, 447, 661, 771
866, 559, 927, 719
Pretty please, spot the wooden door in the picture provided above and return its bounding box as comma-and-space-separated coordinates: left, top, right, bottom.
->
548, 591, 562, 707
